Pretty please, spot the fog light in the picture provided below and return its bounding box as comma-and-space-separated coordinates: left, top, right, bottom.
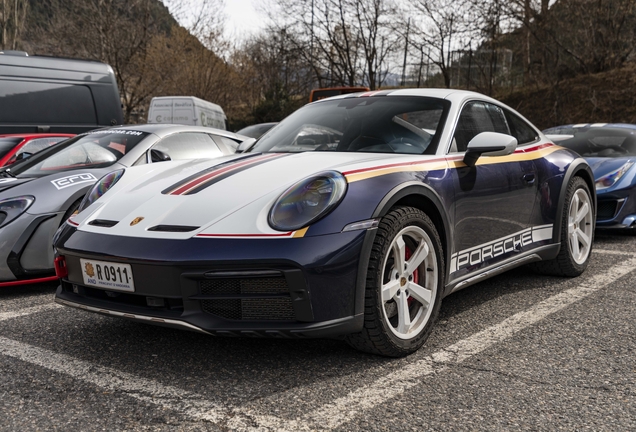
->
146, 297, 165, 307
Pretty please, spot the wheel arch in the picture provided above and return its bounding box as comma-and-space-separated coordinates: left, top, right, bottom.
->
372, 182, 452, 283
552, 158, 596, 244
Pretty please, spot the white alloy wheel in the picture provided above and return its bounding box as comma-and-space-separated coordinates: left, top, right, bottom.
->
381, 225, 438, 340
568, 188, 593, 264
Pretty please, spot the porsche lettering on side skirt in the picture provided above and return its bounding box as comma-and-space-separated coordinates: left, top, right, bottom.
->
450, 224, 553, 273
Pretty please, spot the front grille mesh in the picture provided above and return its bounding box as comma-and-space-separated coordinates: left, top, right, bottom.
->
199, 277, 295, 321
597, 200, 619, 220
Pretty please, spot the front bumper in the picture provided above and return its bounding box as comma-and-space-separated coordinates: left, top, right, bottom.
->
0, 211, 64, 284
54, 228, 376, 338
595, 187, 636, 229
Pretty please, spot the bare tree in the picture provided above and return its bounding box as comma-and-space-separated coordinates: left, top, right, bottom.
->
0, 0, 28, 50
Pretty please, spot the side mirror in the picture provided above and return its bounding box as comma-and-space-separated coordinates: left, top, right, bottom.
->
150, 149, 171, 163
463, 132, 518, 166
236, 137, 256, 153
15, 152, 33, 161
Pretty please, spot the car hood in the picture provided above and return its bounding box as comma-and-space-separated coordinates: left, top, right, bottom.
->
586, 156, 635, 180
72, 152, 442, 239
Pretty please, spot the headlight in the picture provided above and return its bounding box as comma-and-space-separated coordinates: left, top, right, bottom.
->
269, 171, 347, 231
0, 196, 34, 227
595, 161, 634, 190
77, 169, 124, 213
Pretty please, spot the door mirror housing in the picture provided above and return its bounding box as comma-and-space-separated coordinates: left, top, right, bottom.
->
150, 148, 171, 163
236, 137, 257, 153
15, 152, 33, 161
463, 132, 518, 166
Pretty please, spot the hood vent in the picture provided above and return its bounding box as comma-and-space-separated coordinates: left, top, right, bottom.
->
148, 224, 199, 232
88, 219, 119, 228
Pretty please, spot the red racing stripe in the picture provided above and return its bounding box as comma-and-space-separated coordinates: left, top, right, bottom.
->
169, 153, 282, 196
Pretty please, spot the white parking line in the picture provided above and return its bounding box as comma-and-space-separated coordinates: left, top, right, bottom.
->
0, 336, 230, 423
594, 248, 636, 257
0, 303, 60, 321
228, 255, 636, 431
0, 255, 634, 431
0, 292, 55, 312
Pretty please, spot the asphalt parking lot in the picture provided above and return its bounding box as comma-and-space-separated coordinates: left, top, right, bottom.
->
1, 231, 635, 431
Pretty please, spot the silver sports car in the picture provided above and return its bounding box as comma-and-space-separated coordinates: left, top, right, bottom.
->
0, 124, 245, 287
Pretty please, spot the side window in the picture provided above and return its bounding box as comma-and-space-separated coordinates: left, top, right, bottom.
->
212, 135, 239, 152
504, 110, 539, 145
451, 101, 510, 153
152, 133, 223, 161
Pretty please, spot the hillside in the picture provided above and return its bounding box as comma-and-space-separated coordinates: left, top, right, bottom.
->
499, 63, 636, 130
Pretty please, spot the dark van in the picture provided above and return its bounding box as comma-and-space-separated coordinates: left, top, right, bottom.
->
0, 51, 123, 134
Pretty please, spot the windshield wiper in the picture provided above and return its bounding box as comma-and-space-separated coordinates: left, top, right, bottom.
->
0, 169, 16, 178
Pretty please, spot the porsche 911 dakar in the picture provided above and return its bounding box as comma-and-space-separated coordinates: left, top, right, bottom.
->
54, 89, 596, 356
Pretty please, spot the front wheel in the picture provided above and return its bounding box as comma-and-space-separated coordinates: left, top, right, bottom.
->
346, 207, 444, 357
530, 176, 594, 276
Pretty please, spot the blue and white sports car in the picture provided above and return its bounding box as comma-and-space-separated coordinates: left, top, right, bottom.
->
54, 90, 595, 357
544, 123, 636, 231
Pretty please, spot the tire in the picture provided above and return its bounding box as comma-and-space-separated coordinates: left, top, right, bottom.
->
530, 176, 594, 277
346, 206, 444, 357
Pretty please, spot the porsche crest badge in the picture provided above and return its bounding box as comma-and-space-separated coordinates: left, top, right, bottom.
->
130, 217, 144, 226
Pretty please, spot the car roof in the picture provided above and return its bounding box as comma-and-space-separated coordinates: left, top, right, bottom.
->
311, 88, 509, 109
90, 124, 247, 140
0, 133, 75, 139
545, 123, 636, 131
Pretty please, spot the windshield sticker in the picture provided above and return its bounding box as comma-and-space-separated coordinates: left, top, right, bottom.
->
51, 173, 98, 190
82, 130, 144, 136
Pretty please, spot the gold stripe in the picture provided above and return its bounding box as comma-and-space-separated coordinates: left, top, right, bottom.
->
346, 146, 562, 183
292, 227, 309, 238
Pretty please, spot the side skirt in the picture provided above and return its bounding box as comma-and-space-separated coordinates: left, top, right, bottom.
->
446, 243, 560, 295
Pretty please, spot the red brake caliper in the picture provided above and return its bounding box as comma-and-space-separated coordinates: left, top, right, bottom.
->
404, 246, 419, 305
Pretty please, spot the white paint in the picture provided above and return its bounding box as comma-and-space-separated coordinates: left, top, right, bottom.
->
0, 336, 229, 423
0, 303, 60, 321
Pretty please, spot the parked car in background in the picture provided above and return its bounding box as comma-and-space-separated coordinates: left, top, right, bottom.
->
0, 51, 123, 134
0, 124, 246, 287
236, 122, 278, 139
544, 123, 636, 231
147, 96, 226, 130
55, 89, 595, 357
0, 134, 74, 167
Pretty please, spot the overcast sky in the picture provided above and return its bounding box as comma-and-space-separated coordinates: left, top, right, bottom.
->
223, 0, 267, 39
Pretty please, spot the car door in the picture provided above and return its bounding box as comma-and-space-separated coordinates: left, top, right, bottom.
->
448, 101, 538, 278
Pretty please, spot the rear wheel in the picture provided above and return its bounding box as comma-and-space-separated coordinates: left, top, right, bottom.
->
530, 176, 594, 276
346, 206, 444, 357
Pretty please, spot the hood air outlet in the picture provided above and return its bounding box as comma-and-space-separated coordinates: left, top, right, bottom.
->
148, 225, 199, 232
88, 219, 119, 228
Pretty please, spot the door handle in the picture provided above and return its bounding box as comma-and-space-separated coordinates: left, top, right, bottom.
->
523, 173, 536, 184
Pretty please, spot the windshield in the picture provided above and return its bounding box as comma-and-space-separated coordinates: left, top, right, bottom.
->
250, 96, 449, 155
555, 128, 636, 157
12, 130, 149, 178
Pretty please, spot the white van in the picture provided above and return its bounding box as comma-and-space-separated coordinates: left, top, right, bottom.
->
147, 96, 226, 130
